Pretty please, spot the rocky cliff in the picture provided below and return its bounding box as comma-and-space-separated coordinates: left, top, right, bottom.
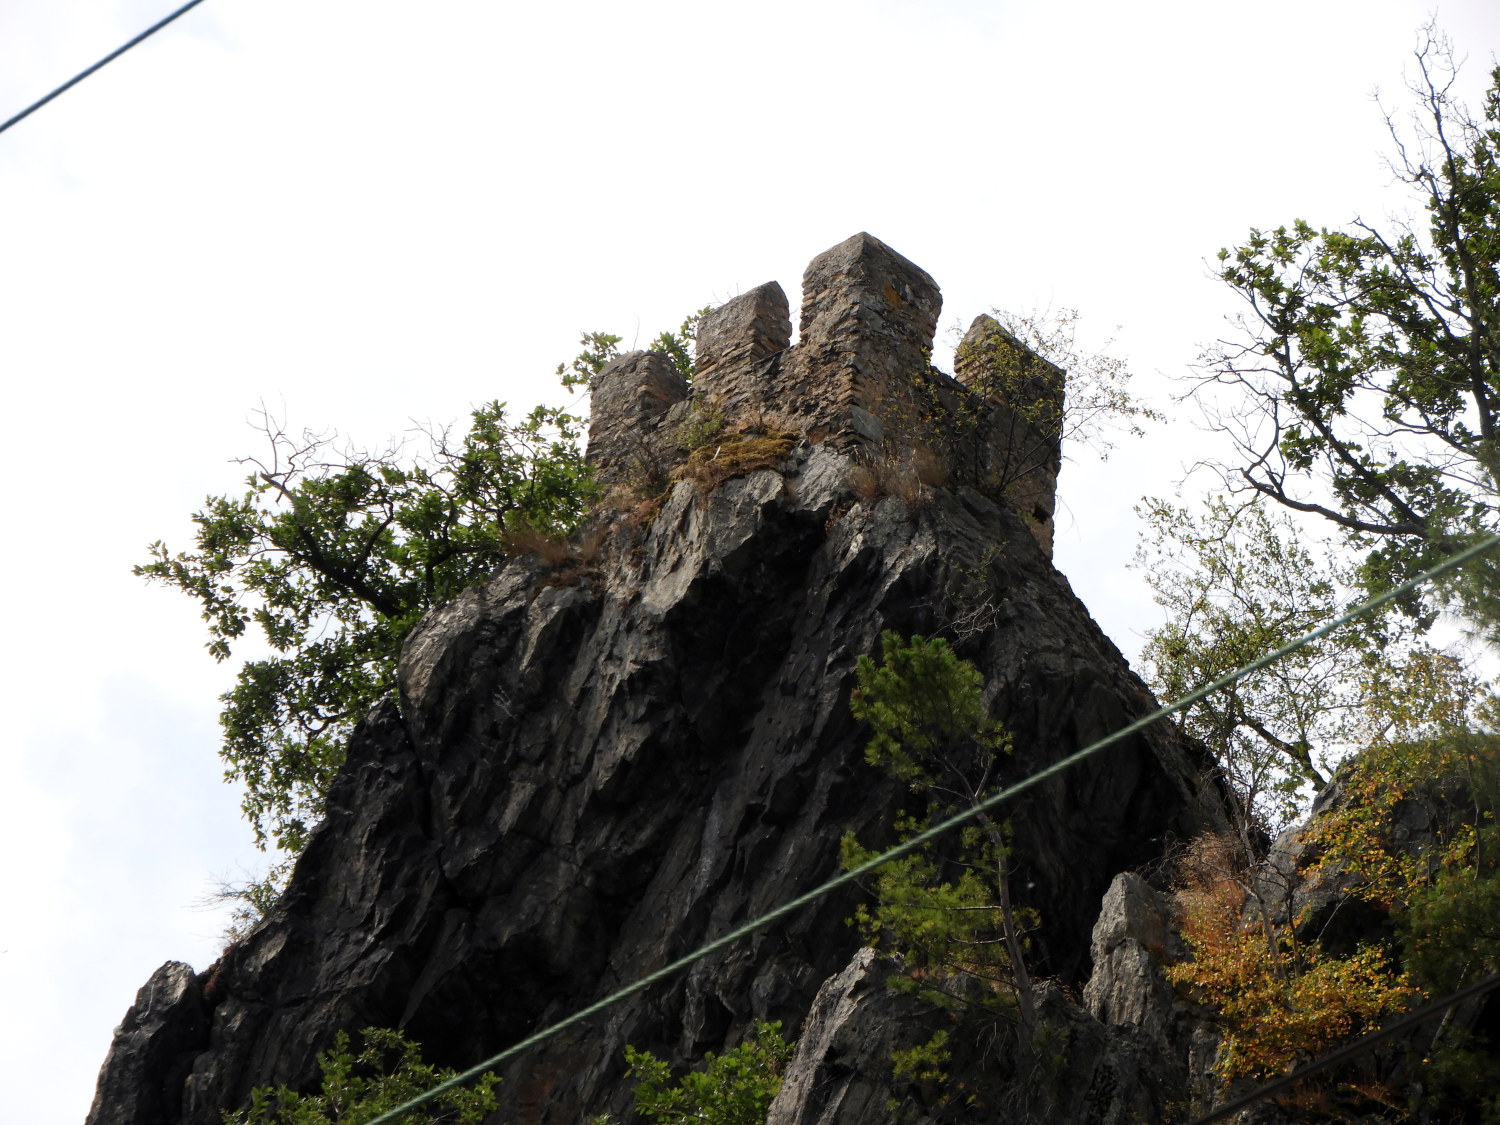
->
88, 234, 1230, 1124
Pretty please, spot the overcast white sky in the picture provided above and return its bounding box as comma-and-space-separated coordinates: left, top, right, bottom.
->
3, 2, 1499, 1121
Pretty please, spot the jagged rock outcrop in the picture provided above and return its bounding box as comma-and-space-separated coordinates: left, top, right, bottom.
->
88, 235, 1228, 1125
1084, 873, 1184, 1048
766, 938, 1192, 1125
86, 963, 208, 1125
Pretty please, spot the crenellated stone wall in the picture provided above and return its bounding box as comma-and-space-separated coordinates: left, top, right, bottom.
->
586, 233, 1067, 555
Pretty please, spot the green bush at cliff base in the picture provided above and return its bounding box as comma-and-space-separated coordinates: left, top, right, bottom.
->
622, 1020, 792, 1125
224, 1027, 499, 1124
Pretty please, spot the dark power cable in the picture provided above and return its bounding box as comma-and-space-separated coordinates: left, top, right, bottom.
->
0, 0, 211, 138
360, 531, 1500, 1124
1188, 969, 1500, 1125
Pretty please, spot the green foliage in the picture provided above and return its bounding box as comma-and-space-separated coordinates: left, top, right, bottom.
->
623, 1020, 792, 1125
1202, 37, 1500, 617
850, 632, 1007, 785
1164, 647, 1500, 1097
224, 1027, 499, 1124
841, 826, 1027, 1014
1136, 497, 1382, 824
1305, 662, 1500, 988
554, 306, 709, 391
138, 398, 596, 853
1401, 865, 1500, 990
1133, 494, 1500, 835
671, 402, 727, 454
843, 632, 1037, 1025
1138, 471, 1500, 1102
556, 331, 624, 391
1304, 654, 1500, 907
650, 306, 713, 380
1383, 722, 1500, 1121
889, 1030, 950, 1086
209, 855, 296, 943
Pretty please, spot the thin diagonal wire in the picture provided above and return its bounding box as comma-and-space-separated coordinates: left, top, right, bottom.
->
0, 0, 210, 137
1188, 969, 1500, 1125
364, 532, 1500, 1124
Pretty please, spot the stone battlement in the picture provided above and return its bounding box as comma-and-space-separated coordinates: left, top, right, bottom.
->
587, 233, 1066, 555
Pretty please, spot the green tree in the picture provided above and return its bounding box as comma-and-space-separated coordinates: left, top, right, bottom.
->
1141, 496, 1500, 1106
1165, 661, 1500, 1101
1135, 494, 1500, 843
225, 1027, 499, 1124
1135, 497, 1382, 826
1201, 33, 1500, 617
622, 1020, 792, 1125
841, 632, 1037, 1028
138, 397, 596, 854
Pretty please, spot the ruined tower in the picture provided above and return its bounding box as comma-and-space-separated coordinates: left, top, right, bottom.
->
586, 233, 1067, 554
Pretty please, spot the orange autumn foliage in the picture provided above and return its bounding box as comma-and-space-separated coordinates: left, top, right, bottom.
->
1165, 834, 1415, 1083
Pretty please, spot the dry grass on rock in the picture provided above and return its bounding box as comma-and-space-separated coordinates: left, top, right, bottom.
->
675, 428, 798, 489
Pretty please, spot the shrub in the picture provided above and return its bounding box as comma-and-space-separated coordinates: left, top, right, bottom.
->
1165, 833, 1414, 1084
623, 1020, 792, 1125
224, 1027, 499, 1124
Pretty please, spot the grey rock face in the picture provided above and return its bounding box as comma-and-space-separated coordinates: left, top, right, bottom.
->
88, 447, 1220, 1124
768, 953, 1189, 1125
1261, 765, 1466, 956
764, 947, 883, 1125
86, 963, 207, 1125
1084, 872, 1182, 1048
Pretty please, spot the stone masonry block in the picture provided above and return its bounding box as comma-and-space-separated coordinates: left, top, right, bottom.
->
693, 281, 791, 397
779, 232, 943, 446
956, 314, 1065, 427
798, 232, 942, 360
955, 315, 1065, 557
582, 236, 1062, 557
586, 351, 690, 488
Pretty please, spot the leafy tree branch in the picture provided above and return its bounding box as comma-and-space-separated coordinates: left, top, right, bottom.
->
138, 396, 597, 854
1196, 30, 1500, 617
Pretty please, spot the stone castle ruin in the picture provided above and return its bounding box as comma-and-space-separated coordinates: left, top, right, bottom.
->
87, 231, 1239, 1125
586, 232, 1068, 554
